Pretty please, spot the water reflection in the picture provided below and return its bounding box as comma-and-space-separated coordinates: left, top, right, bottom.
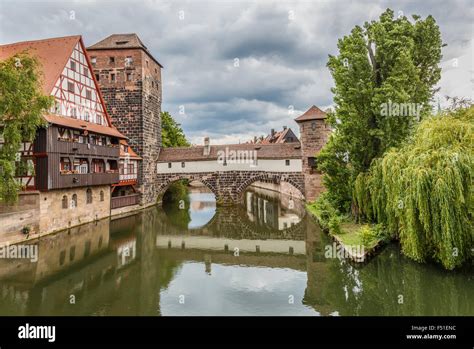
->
0, 186, 472, 316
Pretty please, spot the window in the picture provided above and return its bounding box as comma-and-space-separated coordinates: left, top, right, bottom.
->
95, 73, 100, 81
83, 67, 89, 77
91, 57, 97, 65
62, 195, 68, 209
59, 250, 66, 266
285, 159, 290, 166
126, 73, 132, 81
311, 122, 316, 131
151, 81, 155, 88
97, 114, 102, 125
60, 158, 71, 172
155, 68, 158, 74
308, 157, 317, 168
100, 190, 104, 202
86, 89, 92, 100
54, 101, 61, 114
68, 82, 75, 93
109, 56, 115, 64
84, 241, 91, 258
146, 60, 149, 67
70, 60, 76, 71
181, 162, 185, 168
128, 163, 135, 174
110, 73, 115, 82
71, 194, 78, 208
69, 246, 76, 262
71, 108, 77, 119
84, 111, 89, 122
116, 41, 129, 45
86, 188, 92, 204
92, 159, 105, 173
125, 56, 133, 67
168, 162, 172, 169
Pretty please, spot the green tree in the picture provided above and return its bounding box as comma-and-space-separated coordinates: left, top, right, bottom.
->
161, 111, 189, 147
318, 9, 442, 212
0, 53, 54, 204
355, 105, 473, 269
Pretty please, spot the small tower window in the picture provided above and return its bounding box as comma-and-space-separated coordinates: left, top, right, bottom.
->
168, 163, 172, 168
109, 56, 115, 64
126, 73, 132, 81
125, 57, 133, 67
71, 194, 78, 208
100, 190, 104, 202
110, 73, 115, 82
285, 159, 290, 166
311, 122, 316, 131
181, 162, 185, 168
86, 188, 93, 204
62, 195, 68, 209
95, 73, 100, 81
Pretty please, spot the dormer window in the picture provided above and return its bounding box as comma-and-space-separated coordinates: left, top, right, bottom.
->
116, 41, 129, 45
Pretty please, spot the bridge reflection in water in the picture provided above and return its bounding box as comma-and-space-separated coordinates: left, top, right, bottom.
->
0, 186, 472, 316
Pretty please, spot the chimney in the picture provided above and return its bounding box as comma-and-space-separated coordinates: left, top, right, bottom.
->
283, 126, 287, 130
203, 137, 210, 156
271, 129, 275, 137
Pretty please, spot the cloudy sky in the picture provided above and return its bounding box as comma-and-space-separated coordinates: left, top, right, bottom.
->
0, 0, 472, 144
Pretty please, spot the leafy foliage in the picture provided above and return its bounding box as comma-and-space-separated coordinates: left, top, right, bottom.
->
0, 53, 53, 204
354, 106, 473, 269
161, 111, 189, 147
318, 9, 443, 212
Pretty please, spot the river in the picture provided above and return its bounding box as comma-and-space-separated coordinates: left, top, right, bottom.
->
0, 185, 472, 316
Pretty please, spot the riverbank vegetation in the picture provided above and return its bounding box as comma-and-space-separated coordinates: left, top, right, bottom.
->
311, 9, 473, 269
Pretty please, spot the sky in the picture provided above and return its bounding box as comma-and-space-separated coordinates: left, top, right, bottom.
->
0, 0, 472, 144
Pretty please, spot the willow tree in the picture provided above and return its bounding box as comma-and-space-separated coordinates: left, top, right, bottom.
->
318, 9, 443, 212
354, 106, 473, 269
0, 53, 53, 204
161, 111, 189, 147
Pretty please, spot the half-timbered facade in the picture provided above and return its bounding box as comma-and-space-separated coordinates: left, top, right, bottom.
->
0, 35, 127, 234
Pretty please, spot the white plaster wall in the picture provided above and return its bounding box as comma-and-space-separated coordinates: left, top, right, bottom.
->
157, 159, 302, 173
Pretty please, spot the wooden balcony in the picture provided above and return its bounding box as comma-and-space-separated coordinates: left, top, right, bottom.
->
56, 172, 119, 189
54, 140, 119, 158
111, 194, 140, 209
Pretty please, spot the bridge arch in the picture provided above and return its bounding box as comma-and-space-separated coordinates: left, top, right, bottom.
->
156, 174, 219, 203
235, 173, 305, 202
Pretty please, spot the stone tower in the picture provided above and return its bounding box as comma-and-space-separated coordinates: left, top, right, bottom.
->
294, 105, 331, 201
87, 34, 162, 205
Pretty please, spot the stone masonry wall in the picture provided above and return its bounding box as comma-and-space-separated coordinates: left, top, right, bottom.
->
89, 48, 162, 206
156, 171, 305, 205
298, 119, 331, 201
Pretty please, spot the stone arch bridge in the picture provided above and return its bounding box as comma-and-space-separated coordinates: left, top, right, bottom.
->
155, 143, 306, 205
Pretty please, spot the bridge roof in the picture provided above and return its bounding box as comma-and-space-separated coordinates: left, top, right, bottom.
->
158, 143, 302, 162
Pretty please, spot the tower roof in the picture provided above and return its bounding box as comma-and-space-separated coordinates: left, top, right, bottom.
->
294, 105, 327, 123
87, 33, 163, 67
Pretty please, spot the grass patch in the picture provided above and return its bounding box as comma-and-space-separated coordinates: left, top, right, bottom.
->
307, 193, 389, 257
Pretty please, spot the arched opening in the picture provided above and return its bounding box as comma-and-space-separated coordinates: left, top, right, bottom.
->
240, 176, 305, 231
162, 179, 217, 230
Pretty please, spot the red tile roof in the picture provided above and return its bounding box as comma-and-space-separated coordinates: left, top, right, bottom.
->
0, 35, 81, 95
44, 114, 126, 139
294, 105, 327, 122
0, 35, 126, 139
158, 143, 302, 162
120, 140, 141, 159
